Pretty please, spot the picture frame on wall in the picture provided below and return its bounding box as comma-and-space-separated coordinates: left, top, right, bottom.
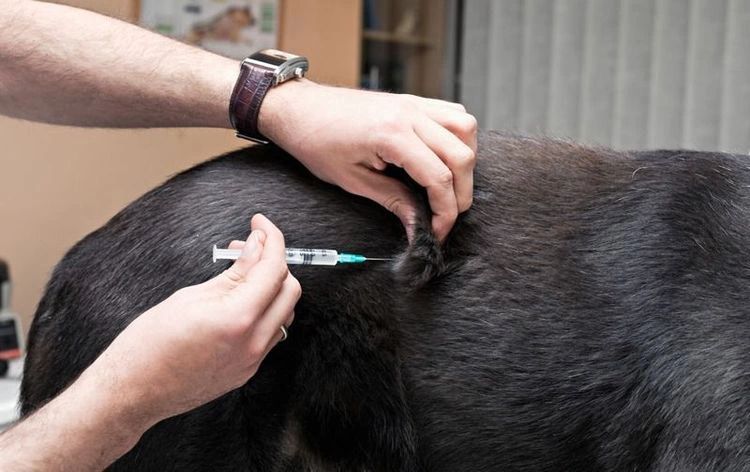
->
139, 0, 278, 59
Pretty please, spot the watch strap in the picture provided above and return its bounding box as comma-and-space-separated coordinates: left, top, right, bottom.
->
229, 61, 275, 144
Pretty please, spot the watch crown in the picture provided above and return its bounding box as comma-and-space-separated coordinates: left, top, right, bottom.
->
294, 67, 304, 79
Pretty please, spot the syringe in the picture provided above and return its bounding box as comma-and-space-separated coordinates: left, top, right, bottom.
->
212, 245, 392, 266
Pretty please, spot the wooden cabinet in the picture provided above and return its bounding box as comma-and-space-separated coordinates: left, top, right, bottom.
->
360, 0, 451, 98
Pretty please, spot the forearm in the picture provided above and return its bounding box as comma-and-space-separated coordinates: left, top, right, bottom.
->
0, 0, 237, 128
0, 361, 153, 471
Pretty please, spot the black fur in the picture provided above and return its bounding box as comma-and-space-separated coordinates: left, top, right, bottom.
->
21, 132, 750, 471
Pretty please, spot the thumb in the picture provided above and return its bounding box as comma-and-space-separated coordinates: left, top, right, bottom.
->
219, 229, 266, 286
345, 168, 419, 242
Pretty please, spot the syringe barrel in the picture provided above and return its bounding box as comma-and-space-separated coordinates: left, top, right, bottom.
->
285, 248, 338, 265
212, 245, 340, 266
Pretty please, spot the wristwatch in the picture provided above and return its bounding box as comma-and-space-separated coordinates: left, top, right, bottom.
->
228, 49, 309, 144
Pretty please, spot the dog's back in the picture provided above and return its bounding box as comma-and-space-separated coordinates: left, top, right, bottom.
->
21, 132, 750, 471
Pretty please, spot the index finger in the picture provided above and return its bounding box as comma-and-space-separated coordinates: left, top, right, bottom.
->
381, 134, 459, 241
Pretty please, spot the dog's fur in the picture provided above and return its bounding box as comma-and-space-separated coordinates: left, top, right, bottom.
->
20, 132, 750, 471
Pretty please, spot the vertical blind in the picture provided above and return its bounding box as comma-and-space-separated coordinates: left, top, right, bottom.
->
460, 0, 750, 154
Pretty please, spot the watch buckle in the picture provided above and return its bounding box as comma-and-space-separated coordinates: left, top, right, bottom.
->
235, 132, 270, 145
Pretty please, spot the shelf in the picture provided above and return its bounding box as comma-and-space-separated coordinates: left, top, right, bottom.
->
362, 29, 434, 47
360, 0, 447, 98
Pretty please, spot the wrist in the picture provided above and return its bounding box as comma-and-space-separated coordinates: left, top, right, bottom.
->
73, 353, 159, 450
257, 78, 317, 144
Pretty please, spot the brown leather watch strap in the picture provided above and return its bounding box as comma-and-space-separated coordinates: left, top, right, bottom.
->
229, 61, 276, 144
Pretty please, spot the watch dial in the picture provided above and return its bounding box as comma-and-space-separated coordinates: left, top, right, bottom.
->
250, 49, 297, 67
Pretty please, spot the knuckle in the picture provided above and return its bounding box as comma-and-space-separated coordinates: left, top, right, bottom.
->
435, 169, 454, 188
237, 307, 260, 328
453, 113, 478, 135
458, 194, 474, 212
381, 114, 407, 135
375, 133, 404, 165
247, 342, 265, 361
371, 158, 388, 171
465, 114, 479, 132
222, 267, 244, 285
278, 264, 290, 283
268, 261, 289, 285
222, 318, 250, 342
437, 203, 459, 224
264, 265, 289, 295
397, 101, 421, 121
453, 146, 476, 167
375, 124, 398, 147
290, 276, 302, 301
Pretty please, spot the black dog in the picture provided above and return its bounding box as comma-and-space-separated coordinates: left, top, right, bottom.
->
20, 132, 750, 471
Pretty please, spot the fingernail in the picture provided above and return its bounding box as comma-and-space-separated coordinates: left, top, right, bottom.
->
244, 231, 258, 255
254, 229, 267, 244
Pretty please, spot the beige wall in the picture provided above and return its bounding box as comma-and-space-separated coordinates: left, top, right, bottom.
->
0, 0, 360, 334
279, 0, 362, 86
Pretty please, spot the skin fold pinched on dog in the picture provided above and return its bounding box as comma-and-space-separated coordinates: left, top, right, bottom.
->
20, 132, 750, 471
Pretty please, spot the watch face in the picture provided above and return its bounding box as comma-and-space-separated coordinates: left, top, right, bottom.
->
249, 49, 298, 67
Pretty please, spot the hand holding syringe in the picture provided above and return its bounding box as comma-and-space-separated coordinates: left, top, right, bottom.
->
213, 246, 392, 266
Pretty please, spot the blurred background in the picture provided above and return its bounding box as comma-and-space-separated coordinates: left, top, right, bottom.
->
1, 0, 749, 341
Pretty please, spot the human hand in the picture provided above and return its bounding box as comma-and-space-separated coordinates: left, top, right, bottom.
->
258, 80, 477, 241
84, 214, 300, 427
